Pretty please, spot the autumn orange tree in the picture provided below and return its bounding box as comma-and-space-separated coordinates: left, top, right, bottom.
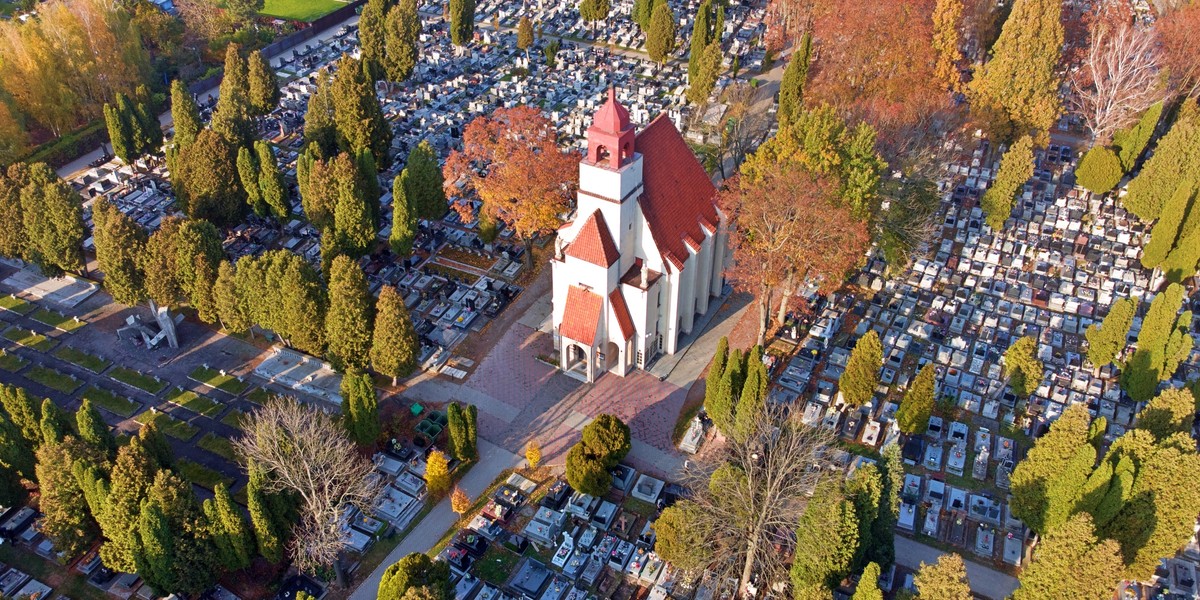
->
1157, 2, 1200, 98
443, 106, 580, 269
807, 0, 954, 164
721, 162, 869, 346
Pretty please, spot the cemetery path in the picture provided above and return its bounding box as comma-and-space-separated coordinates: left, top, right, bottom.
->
893, 534, 1019, 600
347, 438, 523, 600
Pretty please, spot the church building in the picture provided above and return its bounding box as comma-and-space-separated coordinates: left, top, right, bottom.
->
551, 90, 728, 383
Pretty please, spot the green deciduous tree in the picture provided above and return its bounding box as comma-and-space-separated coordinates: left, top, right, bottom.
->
20, 164, 85, 277
325, 255, 374, 372
1013, 513, 1123, 600
966, 0, 1062, 144
92, 198, 148, 306
379, 552, 452, 600
1075, 145, 1123, 195
425, 449, 450, 497
1004, 335, 1043, 398
777, 32, 811, 128
896, 363, 935, 435
1085, 297, 1135, 368
913, 553, 972, 600
646, 2, 676, 64
1123, 98, 1200, 222
371, 285, 420, 385
982, 135, 1034, 230
841, 331, 882, 407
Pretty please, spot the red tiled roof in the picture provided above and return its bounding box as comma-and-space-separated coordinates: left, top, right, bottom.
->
591, 88, 632, 134
636, 114, 719, 270
565, 210, 620, 267
560, 286, 604, 344
609, 288, 634, 340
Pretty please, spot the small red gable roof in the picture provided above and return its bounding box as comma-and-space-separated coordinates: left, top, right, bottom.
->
560, 286, 604, 344
636, 114, 719, 270
565, 209, 620, 267
609, 288, 635, 340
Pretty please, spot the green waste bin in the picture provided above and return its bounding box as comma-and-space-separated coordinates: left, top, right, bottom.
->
410, 403, 424, 417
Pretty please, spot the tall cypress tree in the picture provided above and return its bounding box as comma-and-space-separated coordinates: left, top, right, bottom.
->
465, 404, 478, 460
104, 100, 135, 166
448, 0, 475, 47
35, 440, 98, 558
237, 146, 264, 214
326, 255, 374, 372
371, 285, 420, 385
840, 331, 882, 407
92, 198, 148, 306
383, 0, 421, 83
405, 140, 446, 219
246, 463, 286, 563
1122, 98, 1200, 222
214, 260, 250, 335
211, 44, 253, 147
341, 370, 379, 446
99, 437, 157, 572
896, 363, 935, 435
205, 482, 254, 571
359, 0, 389, 81
138, 421, 175, 469
390, 169, 416, 255
777, 33, 812, 128
330, 54, 392, 166
446, 402, 468, 460
732, 348, 766, 442
1085, 298, 1136, 368
304, 69, 338, 157
646, 3, 676, 64
39, 398, 70, 446
1, 383, 43, 450
19, 164, 86, 277
256, 141, 289, 219
0, 413, 36, 480
247, 50, 280, 116
170, 80, 202, 150
982, 135, 1034, 230
703, 337, 729, 418
791, 478, 859, 590
688, 1, 712, 80
966, 0, 1063, 144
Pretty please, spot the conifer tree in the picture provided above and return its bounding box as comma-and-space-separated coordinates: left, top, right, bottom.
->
359, 0, 388, 81
256, 141, 289, 219
383, 0, 421, 84
405, 141, 447, 219
791, 478, 859, 590
686, 41, 722, 105
896, 363, 934, 435
1135, 387, 1196, 441
1009, 402, 1091, 533
1, 383, 42, 450
246, 463, 286, 563
341, 371, 380, 446
131, 95, 162, 158
172, 129, 246, 226
205, 482, 254, 571
931, 0, 963, 92
851, 563, 882, 600
1085, 297, 1135, 368
646, 3, 676, 64
447, 402, 468, 460
326, 255, 374, 372
141, 216, 184, 309
39, 398, 70, 446
517, 17, 533, 54
99, 437, 157, 572
465, 404, 477, 460
0, 413, 35, 480
212, 44, 253, 147
213, 261, 250, 334
138, 470, 217, 595
304, 70, 338, 157
732, 349, 766, 442
279, 251, 327, 355
104, 100, 135, 166
1013, 513, 1122, 600
870, 445, 901, 567
448, 0, 475, 47
36, 440, 98, 560
390, 170, 416, 255
777, 32, 811, 128
703, 336, 729, 419
966, 0, 1063, 143
371, 285, 420, 385
92, 198, 148, 306
1112, 101, 1164, 172
688, 0, 712, 80
708, 348, 741, 436
247, 50, 280, 117
1075, 146, 1123, 194
138, 421, 175, 469
1123, 283, 1193, 402
846, 464, 883, 572
982, 135, 1034, 230
170, 80, 202, 150
1141, 181, 1196, 269
331, 53, 392, 167
1122, 98, 1200, 222
840, 331, 882, 407
1004, 335, 1043, 398
75, 398, 115, 457
237, 146, 264, 214
174, 219, 224, 307
913, 554, 972, 600
19, 164, 85, 277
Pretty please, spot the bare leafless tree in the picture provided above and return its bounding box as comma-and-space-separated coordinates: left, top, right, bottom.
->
1072, 22, 1163, 144
678, 407, 834, 597
234, 398, 384, 585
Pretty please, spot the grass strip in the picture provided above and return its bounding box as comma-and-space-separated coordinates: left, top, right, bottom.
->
52, 345, 111, 373
197, 432, 239, 461
31, 308, 86, 332
109, 366, 169, 395
189, 366, 251, 395
2, 327, 57, 352
82, 386, 140, 418
175, 458, 235, 490
0, 296, 35, 315
0, 351, 28, 372
25, 365, 83, 394
166, 388, 224, 417
134, 411, 199, 441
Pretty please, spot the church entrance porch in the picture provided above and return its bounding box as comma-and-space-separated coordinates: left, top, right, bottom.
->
563, 343, 592, 382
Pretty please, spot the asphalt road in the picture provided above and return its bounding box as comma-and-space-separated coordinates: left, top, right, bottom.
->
893, 534, 1020, 600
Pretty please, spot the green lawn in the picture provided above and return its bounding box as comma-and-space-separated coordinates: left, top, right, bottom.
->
0, 295, 35, 315
82, 386, 140, 418
220, 408, 247, 430
165, 388, 224, 417
245, 387, 273, 405
476, 545, 521, 585
31, 308, 86, 332
25, 365, 83, 394
259, 0, 344, 23
52, 345, 112, 373
109, 366, 169, 395
3, 326, 57, 352
188, 366, 251, 395
197, 432, 239, 461
175, 458, 235, 491
0, 351, 28, 372
0, 545, 110, 600
134, 410, 200, 441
